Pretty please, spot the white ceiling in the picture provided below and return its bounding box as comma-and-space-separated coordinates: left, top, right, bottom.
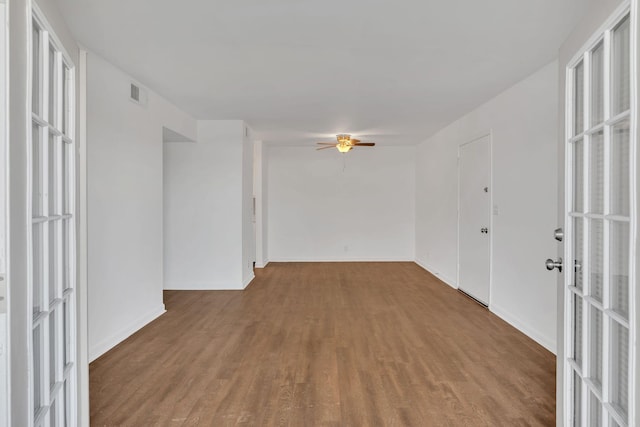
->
57, 0, 588, 145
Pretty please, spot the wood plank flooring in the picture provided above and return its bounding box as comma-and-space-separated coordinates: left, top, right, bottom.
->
90, 262, 555, 426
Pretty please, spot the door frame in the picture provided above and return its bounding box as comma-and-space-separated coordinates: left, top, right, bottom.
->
77, 48, 89, 427
456, 131, 494, 306
0, 0, 9, 424
562, 1, 638, 424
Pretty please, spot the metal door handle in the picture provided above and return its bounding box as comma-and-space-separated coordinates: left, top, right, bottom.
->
545, 258, 563, 273
0, 275, 5, 313
554, 228, 564, 242
480, 228, 488, 234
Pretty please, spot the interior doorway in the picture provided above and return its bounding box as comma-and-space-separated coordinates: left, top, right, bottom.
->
458, 135, 492, 305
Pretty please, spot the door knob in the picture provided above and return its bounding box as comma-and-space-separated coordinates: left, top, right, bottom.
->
554, 228, 564, 242
545, 258, 563, 273
481, 228, 488, 234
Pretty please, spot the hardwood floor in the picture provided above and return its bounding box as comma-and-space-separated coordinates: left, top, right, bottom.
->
90, 262, 555, 426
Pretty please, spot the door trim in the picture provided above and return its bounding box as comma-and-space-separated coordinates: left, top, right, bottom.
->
77, 48, 89, 427
0, 0, 9, 424
457, 131, 493, 307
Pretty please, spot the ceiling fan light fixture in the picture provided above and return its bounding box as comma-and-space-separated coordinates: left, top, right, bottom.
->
315, 133, 374, 152
337, 134, 351, 144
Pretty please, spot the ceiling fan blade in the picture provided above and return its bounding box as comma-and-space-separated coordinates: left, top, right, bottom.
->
316, 145, 335, 150
316, 142, 336, 145
350, 138, 361, 144
353, 142, 375, 146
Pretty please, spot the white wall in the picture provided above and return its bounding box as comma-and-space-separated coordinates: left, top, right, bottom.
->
87, 51, 196, 361
163, 120, 254, 290
415, 60, 559, 353
253, 141, 267, 267
261, 142, 270, 264
242, 129, 255, 284
267, 146, 415, 261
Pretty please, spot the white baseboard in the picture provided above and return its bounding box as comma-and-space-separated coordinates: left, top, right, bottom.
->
255, 260, 269, 268
243, 273, 255, 288
490, 303, 557, 355
164, 281, 247, 290
268, 258, 414, 262
414, 258, 458, 289
89, 304, 166, 362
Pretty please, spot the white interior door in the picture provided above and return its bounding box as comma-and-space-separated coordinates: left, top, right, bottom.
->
458, 135, 491, 305
564, 6, 636, 426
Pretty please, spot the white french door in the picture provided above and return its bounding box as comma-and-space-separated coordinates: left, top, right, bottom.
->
565, 5, 636, 427
29, 5, 77, 427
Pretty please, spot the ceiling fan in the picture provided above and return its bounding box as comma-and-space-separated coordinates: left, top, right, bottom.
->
316, 134, 375, 153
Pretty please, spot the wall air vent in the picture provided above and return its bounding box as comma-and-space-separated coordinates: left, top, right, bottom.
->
129, 82, 148, 106
130, 83, 140, 102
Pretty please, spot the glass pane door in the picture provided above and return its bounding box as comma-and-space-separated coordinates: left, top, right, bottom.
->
29, 10, 77, 427
565, 10, 635, 427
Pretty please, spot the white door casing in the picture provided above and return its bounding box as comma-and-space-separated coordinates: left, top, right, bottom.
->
0, 0, 9, 424
458, 135, 492, 305
563, 3, 637, 426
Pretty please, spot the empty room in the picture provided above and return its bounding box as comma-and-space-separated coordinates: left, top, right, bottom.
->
1, 0, 639, 425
